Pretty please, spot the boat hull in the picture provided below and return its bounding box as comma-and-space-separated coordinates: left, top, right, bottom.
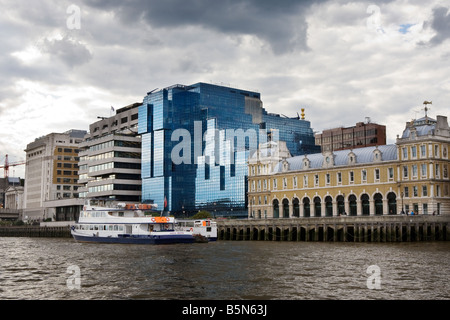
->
72, 233, 195, 245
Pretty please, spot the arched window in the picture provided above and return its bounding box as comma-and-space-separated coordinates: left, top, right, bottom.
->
273, 199, 279, 218
336, 195, 345, 215
361, 194, 370, 216
303, 198, 310, 217
348, 194, 357, 216
374, 193, 383, 215
314, 196, 321, 217
387, 192, 397, 214
293, 198, 300, 217
325, 196, 333, 216
282, 199, 289, 218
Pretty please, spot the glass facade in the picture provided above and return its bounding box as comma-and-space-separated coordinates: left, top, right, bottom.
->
139, 82, 319, 216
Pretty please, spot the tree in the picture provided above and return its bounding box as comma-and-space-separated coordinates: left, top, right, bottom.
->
191, 210, 212, 219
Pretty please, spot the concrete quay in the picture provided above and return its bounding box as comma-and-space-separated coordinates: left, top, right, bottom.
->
0, 226, 72, 238
216, 215, 450, 242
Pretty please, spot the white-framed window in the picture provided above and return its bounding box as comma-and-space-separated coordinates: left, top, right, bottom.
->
402, 147, 408, 160
293, 176, 298, 188
326, 173, 330, 185
421, 164, 427, 177
422, 185, 428, 197
420, 145, 426, 158
362, 169, 367, 182
388, 167, 394, 180
411, 146, 417, 158
375, 168, 380, 181
349, 171, 354, 183
337, 172, 342, 184
412, 165, 418, 178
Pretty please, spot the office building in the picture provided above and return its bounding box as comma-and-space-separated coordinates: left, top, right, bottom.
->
78, 103, 142, 202
23, 130, 86, 222
315, 118, 386, 152
248, 114, 449, 218
138, 82, 319, 216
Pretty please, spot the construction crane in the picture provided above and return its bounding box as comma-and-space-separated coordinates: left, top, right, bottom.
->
0, 154, 26, 178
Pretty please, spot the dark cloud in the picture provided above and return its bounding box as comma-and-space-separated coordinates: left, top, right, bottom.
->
83, 0, 324, 54
41, 35, 92, 68
424, 6, 450, 45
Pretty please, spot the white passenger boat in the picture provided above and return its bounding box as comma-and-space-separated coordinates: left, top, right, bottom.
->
71, 199, 195, 244
175, 219, 218, 242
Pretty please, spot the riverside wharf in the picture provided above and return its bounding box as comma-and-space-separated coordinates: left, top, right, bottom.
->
217, 215, 450, 242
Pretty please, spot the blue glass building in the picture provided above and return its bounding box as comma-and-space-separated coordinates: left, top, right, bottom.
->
138, 82, 319, 216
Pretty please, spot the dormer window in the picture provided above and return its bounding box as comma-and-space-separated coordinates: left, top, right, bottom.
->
373, 148, 382, 162
348, 151, 356, 165
282, 160, 289, 172
322, 152, 334, 168
303, 157, 310, 169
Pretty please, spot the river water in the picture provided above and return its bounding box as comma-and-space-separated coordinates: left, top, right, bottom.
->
0, 237, 448, 300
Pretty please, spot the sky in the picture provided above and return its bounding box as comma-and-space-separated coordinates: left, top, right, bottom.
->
1, 0, 449, 178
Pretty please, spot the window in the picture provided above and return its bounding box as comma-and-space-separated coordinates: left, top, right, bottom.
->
434, 145, 439, 157
412, 165, 418, 178
263, 179, 267, 190
435, 164, 440, 178
326, 173, 330, 185
349, 171, 354, 183
422, 185, 428, 197
337, 172, 342, 184
375, 168, 380, 181
402, 147, 408, 160
413, 186, 418, 197
423, 203, 428, 215
273, 178, 277, 189
303, 175, 308, 187
411, 146, 417, 158
282, 178, 287, 189
420, 145, 426, 157
421, 164, 427, 177
404, 187, 409, 197
314, 174, 319, 186
293, 176, 297, 188
403, 166, 408, 179
388, 167, 394, 180
362, 169, 367, 182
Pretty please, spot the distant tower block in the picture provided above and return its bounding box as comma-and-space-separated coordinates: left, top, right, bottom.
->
301, 108, 305, 120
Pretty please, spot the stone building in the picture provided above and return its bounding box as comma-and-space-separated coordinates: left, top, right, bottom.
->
248, 115, 449, 218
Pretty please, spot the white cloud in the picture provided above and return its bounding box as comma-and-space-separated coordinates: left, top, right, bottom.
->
0, 0, 449, 179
